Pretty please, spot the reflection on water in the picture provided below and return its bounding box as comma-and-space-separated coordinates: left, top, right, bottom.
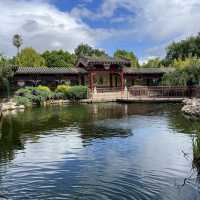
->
0, 103, 200, 199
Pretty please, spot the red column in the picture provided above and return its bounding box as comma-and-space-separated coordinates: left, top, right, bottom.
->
120, 70, 124, 91
110, 72, 113, 88
89, 72, 95, 91
89, 72, 93, 90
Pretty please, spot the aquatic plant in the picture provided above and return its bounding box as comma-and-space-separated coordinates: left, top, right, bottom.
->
193, 135, 200, 173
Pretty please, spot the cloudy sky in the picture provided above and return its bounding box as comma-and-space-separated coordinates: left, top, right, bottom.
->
1, 0, 200, 62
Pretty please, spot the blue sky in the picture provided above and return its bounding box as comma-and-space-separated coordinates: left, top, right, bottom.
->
1, 0, 200, 62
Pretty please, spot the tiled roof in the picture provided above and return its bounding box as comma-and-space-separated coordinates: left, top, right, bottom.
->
124, 67, 175, 74
77, 56, 131, 66
14, 66, 173, 75
15, 67, 87, 75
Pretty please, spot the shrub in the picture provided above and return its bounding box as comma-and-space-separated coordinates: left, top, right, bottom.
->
15, 86, 54, 106
36, 85, 51, 92
55, 85, 71, 94
53, 92, 65, 100
66, 86, 88, 101
14, 96, 32, 107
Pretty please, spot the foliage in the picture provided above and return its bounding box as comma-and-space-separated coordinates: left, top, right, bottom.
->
161, 58, 200, 86
171, 56, 200, 69
193, 135, 200, 172
0, 59, 14, 96
142, 58, 163, 68
14, 96, 32, 107
165, 33, 200, 64
66, 86, 88, 101
41, 50, 76, 68
74, 44, 108, 58
161, 71, 188, 86
55, 84, 71, 94
13, 34, 23, 54
114, 49, 139, 68
36, 85, 51, 92
14, 85, 88, 106
15, 86, 54, 106
15, 48, 46, 67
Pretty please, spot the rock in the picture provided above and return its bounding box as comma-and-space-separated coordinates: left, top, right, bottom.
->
16, 105, 25, 110
1, 99, 25, 113
182, 98, 200, 117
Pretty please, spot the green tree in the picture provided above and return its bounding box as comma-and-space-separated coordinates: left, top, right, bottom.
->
0, 58, 14, 97
142, 58, 163, 68
13, 34, 23, 55
74, 44, 107, 58
114, 49, 139, 68
161, 57, 200, 86
165, 33, 200, 64
41, 50, 76, 68
171, 56, 199, 69
15, 48, 46, 67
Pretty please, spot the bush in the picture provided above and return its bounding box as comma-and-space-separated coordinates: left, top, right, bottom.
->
53, 92, 65, 100
14, 96, 32, 107
36, 85, 51, 92
161, 59, 200, 86
66, 86, 88, 101
15, 86, 54, 106
14, 85, 89, 106
55, 85, 71, 94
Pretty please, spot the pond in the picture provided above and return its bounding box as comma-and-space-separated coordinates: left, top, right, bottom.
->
0, 103, 200, 200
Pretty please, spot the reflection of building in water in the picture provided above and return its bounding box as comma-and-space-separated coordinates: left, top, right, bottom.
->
93, 104, 98, 116
124, 104, 128, 116
0, 120, 2, 140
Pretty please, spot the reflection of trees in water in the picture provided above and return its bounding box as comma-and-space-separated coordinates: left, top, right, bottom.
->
0, 103, 181, 164
0, 104, 133, 163
0, 116, 23, 163
193, 136, 200, 175
1, 102, 200, 170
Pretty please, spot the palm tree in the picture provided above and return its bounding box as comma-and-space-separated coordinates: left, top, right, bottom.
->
12, 34, 23, 55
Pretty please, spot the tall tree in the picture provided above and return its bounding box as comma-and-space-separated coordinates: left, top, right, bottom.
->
0, 56, 14, 97
141, 58, 163, 68
75, 44, 108, 58
165, 33, 200, 64
13, 34, 23, 55
15, 48, 46, 67
41, 50, 76, 68
114, 49, 139, 68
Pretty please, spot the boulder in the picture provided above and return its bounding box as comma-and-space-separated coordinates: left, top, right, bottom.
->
182, 98, 200, 117
1, 100, 25, 112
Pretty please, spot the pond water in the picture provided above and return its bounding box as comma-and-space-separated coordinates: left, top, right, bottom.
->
0, 103, 200, 200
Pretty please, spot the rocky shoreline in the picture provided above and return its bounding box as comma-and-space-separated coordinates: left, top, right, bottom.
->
0, 100, 25, 117
182, 98, 200, 118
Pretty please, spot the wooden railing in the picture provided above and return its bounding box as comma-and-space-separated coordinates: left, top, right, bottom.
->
89, 86, 200, 99
95, 87, 122, 93
128, 86, 195, 98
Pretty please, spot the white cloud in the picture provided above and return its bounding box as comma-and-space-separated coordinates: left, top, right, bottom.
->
0, 0, 108, 56
71, 0, 200, 59
1, 0, 200, 59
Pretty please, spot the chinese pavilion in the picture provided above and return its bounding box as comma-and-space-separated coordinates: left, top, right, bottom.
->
13, 56, 173, 91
